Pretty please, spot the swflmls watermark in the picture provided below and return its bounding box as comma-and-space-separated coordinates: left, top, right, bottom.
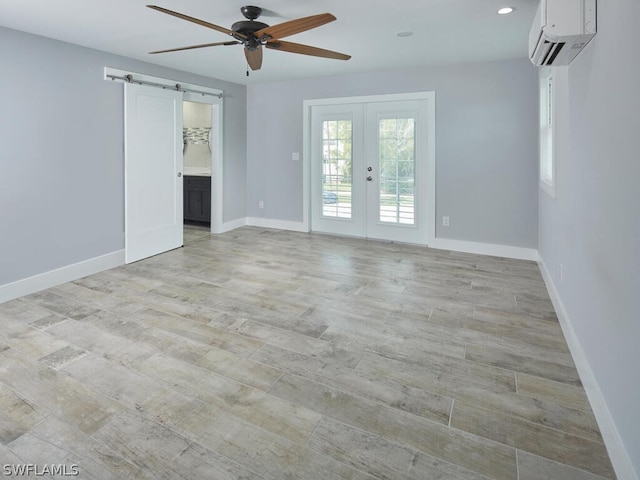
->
2, 464, 79, 477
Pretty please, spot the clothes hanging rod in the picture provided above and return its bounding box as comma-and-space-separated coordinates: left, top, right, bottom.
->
106, 73, 222, 98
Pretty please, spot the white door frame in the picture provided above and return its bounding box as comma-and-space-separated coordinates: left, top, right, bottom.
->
182, 92, 224, 234
104, 68, 224, 235
303, 92, 436, 244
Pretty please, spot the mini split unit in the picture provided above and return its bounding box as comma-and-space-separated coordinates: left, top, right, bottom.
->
529, 0, 597, 66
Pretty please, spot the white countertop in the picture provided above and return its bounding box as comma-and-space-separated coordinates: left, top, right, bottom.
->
183, 167, 211, 177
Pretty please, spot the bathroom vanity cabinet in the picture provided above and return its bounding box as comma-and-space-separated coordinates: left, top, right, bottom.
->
183, 175, 211, 224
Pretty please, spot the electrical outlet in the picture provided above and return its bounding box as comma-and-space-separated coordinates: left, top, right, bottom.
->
259, 200, 264, 209
559, 264, 564, 281
442, 216, 450, 227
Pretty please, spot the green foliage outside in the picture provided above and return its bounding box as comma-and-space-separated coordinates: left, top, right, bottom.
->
322, 117, 416, 203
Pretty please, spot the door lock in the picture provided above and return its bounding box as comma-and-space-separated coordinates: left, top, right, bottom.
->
367, 166, 373, 172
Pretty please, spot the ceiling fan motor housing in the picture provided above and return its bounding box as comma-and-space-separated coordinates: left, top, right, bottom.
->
233, 5, 269, 46
231, 20, 269, 46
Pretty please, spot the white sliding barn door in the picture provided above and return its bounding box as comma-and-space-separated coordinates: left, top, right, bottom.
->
125, 83, 183, 263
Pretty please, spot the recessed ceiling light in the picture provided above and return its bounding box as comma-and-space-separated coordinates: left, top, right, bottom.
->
497, 7, 514, 15
396, 31, 414, 38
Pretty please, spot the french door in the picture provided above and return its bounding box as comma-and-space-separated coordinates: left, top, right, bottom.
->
124, 83, 183, 263
310, 97, 432, 244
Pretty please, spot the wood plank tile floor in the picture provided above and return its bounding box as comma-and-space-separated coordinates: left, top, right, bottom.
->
0, 226, 616, 479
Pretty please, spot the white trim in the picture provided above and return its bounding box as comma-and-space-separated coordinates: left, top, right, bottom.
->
219, 221, 538, 261
212, 100, 224, 235
429, 237, 539, 261
539, 67, 558, 199
538, 260, 638, 480
214, 217, 309, 234
216, 217, 247, 234
302, 104, 310, 232
426, 94, 437, 245
246, 217, 309, 233
0, 251, 125, 304
303, 92, 437, 107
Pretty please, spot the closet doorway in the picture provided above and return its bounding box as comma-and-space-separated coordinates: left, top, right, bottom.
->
182, 99, 219, 229
183, 91, 222, 236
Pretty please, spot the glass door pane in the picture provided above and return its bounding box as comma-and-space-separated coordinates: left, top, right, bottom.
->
364, 99, 429, 245
378, 117, 415, 225
322, 119, 353, 219
310, 104, 365, 238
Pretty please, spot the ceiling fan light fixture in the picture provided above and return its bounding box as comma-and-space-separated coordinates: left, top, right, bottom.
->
396, 31, 413, 38
497, 7, 514, 15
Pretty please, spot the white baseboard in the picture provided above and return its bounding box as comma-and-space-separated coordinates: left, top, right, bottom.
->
246, 217, 309, 233
213, 217, 309, 234
429, 237, 539, 261
0, 250, 125, 304
214, 217, 247, 234
232, 224, 536, 260
539, 259, 638, 480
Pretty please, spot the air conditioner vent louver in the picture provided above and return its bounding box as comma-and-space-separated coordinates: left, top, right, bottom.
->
542, 42, 565, 65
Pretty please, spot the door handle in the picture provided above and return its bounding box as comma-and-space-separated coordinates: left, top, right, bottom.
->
177, 172, 182, 177
367, 176, 373, 181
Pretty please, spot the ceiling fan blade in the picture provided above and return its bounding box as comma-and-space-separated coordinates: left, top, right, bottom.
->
146, 5, 246, 39
149, 41, 239, 54
244, 45, 263, 71
266, 40, 351, 60
255, 13, 336, 40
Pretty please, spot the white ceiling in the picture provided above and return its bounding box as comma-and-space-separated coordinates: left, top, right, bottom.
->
0, 0, 538, 85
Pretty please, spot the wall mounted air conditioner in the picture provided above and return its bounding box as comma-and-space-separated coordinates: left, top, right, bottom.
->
529, 0, 597, 66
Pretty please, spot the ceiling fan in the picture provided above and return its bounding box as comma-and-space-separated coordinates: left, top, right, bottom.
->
147, 5, 351, 73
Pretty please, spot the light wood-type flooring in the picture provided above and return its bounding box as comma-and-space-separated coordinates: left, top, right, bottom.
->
0, 226, 616, 479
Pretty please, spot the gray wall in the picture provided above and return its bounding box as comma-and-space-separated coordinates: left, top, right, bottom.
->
246, 58, 539, 248
538, 0, 640, 475
0, 26, 246, 286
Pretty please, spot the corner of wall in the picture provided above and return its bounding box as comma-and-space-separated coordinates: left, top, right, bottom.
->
246, 217, 309, 233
